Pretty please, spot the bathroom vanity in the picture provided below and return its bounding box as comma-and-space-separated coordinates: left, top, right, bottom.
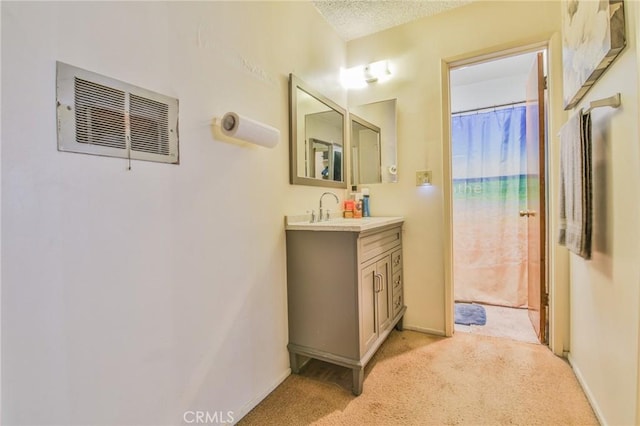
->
285, 216, 406, 395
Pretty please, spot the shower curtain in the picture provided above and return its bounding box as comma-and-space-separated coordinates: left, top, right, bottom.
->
452, 106, 529, 308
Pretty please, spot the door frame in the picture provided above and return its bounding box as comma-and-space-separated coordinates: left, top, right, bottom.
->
525, 52, 547, 342
440, 36, 570, 356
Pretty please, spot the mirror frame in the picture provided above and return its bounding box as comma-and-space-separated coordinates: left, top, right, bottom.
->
289, 73, 347, 189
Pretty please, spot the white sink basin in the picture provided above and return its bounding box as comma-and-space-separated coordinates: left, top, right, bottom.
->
285, 215, 404, 232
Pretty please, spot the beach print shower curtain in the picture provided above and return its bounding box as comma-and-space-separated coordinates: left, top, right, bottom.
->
452, 106, 529, 308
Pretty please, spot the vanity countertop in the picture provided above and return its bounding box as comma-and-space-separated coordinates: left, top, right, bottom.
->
285, 215, 404, 232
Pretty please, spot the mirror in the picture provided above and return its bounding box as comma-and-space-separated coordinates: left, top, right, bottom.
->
350, 99, 398, 184
289, 74, 347, 188
308, 137, 342, 181
350, 114, 381, 185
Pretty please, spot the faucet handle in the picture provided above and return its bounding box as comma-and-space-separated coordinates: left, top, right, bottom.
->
308, 210, 316, 223
326, 210, 331, 221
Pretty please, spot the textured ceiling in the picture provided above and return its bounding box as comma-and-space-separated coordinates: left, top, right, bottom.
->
312, 0, 472, 41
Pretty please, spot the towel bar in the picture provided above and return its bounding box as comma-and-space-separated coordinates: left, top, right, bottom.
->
584, 93, 621, 114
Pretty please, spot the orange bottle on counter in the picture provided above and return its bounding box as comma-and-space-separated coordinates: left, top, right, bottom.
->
343, 200, 355, 218
354, 199, 363, 218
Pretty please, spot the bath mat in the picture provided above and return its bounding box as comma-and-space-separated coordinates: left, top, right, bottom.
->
455, 303, 487, 326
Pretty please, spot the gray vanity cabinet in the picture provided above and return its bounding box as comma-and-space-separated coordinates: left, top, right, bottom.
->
285, 222, 406, 396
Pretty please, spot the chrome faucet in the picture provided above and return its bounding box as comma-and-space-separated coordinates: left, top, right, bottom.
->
319, 192, 339, 222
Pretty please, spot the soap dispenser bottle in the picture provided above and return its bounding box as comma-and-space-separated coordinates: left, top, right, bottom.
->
362, 188, 370, 217
350, 185, 358, 201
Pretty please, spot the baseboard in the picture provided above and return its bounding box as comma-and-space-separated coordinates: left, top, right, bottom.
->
567, 354, 607, 426
234, 368, 291, 424
403, 325, 446, 337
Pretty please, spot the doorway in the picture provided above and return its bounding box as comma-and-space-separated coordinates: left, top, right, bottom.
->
448, 49, 548, 344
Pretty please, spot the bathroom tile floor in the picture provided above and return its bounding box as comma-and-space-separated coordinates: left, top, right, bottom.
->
455, 303, 540, 344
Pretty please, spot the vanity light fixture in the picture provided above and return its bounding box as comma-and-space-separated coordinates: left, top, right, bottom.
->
341, 60, 392, 89
364, 60, 391, 83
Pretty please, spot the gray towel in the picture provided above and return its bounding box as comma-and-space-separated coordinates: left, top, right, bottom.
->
558, 110, 592, 259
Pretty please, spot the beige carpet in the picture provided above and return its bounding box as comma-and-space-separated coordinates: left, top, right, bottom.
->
239, 331, 597, 425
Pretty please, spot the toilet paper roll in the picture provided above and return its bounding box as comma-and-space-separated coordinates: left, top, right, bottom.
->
220, 112, 280, 148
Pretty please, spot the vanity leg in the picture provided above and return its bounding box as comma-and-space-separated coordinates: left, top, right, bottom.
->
289, 352, 300, 374
352, 367, 364, 396
395, 316, 404, 331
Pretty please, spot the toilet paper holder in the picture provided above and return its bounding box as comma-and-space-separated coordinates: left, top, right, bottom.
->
214, 112, 280, 149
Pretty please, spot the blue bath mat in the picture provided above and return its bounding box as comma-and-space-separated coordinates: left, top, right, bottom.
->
455, 303, 487, 326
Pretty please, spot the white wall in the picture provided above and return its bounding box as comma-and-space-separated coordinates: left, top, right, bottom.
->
1, 2, 346, 425
566, 1, 640, 424
451, 75, 529, 113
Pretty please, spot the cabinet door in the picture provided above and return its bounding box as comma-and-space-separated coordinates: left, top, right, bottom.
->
360, 263, 378, 354
376, 256, 392, 332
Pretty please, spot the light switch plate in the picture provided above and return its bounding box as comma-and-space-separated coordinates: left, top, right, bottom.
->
416, 170, 432, 186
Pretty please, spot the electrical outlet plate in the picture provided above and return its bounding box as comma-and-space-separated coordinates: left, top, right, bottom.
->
416, 170, 432, 186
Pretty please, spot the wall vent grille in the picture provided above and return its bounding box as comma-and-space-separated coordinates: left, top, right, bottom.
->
130, 94, 170, 155
74, 78, 127, 149
57, 62, 179, 164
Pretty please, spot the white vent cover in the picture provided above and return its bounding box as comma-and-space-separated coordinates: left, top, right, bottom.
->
57, 62, 179, 164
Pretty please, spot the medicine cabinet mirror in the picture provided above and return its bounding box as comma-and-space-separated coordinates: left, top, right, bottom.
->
350, 99, 398, 184
350, 114, 381, 185
289, 74, 347, 188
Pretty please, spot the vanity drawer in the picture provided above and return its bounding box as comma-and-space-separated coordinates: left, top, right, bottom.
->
391, 249, 402, 273
359, 227, 402, 261
392, 271, 402, 296
393, 292, 403, 317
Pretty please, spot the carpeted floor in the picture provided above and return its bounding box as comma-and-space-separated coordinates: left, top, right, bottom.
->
239, 331, 598, 425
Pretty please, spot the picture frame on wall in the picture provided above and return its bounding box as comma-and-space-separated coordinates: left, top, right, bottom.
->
561, 0, 626, 110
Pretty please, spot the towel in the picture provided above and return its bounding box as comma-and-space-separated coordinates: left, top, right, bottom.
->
558, 110, 592, 259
